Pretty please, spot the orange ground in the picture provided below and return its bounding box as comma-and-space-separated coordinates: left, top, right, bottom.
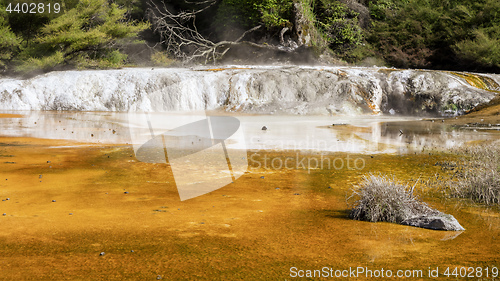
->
0, 133, 499, 280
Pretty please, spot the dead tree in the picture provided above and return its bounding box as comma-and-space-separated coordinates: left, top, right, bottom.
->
146, 0, 298, 64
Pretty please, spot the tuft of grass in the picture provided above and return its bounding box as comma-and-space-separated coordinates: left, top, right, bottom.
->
447, 142, 500, 205
348, 174, 438, 223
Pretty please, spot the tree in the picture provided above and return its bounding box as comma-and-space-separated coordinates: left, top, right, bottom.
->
0, 3, 21, 70
16, 0, 148, 72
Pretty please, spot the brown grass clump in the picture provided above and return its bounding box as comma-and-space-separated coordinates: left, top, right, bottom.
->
448, 142, 500, 205
349, 174, 438, 223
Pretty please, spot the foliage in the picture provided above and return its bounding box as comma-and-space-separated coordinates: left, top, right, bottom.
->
111, 0, 144, 20
14, 51, 64, 72
214, 0, 292, 34
1, 0, 499, 72
315, 0, 363, 51
0, 2, 20, 68
454, 30, 500, 69
367, 0, 500, 71
257, 0, 293, 29
150, 51, 175, 66
15, 0, 148, 72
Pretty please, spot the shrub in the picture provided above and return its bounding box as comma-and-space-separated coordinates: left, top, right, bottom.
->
15, 0, 148, 73
315, 0, 363, 51
349, 174, 437, 223
151, 51, 175, 67
448, 142, 500, 205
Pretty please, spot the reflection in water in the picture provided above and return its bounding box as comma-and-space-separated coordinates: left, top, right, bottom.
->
0, 110, 498, 275
0, 111, 499, 154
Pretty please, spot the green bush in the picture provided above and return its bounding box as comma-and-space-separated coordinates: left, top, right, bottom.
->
367, 0, 500, 71
14, 51, 64, 73
454, 30, 500, 69
15, 0, 148, 73
214, 0, 292, 35
315, 0, 363, 52
0, 3, 20, 68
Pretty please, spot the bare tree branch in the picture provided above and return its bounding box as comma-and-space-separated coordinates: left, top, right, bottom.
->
146, 0, 297, 64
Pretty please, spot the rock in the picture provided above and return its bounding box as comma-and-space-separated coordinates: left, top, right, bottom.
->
99, 252, 105, 256
261, 126, 267, 130
52, 200, 56, 202
401, 212, 465, 231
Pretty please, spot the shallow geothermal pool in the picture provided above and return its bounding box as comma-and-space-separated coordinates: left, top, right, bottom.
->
0, 111, 499, 280
1, 111, 499, 153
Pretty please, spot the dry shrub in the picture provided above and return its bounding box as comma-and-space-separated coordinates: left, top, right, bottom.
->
349, 174, 438, 223
448, 142, 500, 205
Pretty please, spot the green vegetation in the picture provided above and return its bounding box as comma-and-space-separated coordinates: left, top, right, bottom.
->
367, 0, 500, 71
0, 3, 20, 68
1, 0, 147, 74
214, 0, 293, 37
349, 174, 437, 223
0, 0, 498, 73
315, 0, 362, 52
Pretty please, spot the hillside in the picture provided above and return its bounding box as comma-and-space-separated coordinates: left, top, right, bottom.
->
0, 0, 499, 75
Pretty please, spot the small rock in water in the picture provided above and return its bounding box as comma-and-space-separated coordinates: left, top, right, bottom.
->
124, 191, 129, 194
294, 193, 301, 195
260, 176, 265, 179
99, 252, 105, 256
261, 126, 267, 130
52, 200, 56, 202
39, 175, 43, 179
401, 212, 465, 231
2, 213, 6, 216
157, 275, 162, 280
6, 198, 9, 201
